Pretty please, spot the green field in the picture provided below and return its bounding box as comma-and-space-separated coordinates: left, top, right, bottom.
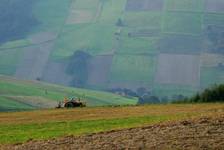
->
0, 48, 25, 75
0, 76, 137, 111
116, 27, 159, 54
124, 12, 162, 28
163, 12, 202, 35
52, 23, 116, 59
32, 0, 71, 33
110, 55, 156, 82
152, 84, 198, 98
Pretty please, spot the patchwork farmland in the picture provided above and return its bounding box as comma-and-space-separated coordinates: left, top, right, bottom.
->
0, 0, 224, 98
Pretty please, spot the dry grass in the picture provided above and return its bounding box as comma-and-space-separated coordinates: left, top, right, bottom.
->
0, 104, 223, 125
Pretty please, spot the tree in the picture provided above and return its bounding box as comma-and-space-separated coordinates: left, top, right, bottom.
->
123, 88, 138, 97
66, 51, 91, 87
188, 84, 224, 103
116, 18, 123, 27
138, 94, 160, 104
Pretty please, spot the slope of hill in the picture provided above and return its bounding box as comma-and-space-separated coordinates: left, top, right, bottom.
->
0, 0, 224, 98
0, 75, 137, 111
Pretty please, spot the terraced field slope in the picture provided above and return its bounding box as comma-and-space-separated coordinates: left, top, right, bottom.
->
0, 0, 224, 98
0, 75, 137, 111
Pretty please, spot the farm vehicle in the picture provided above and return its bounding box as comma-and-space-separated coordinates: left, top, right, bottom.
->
56, 97, 86, 108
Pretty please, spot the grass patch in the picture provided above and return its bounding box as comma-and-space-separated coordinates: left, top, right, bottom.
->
0, 97, 34, 111
163, 12, 202, 35
32, 0, 71, 33
117, 27, 159, 54
0, 76, 137, 110
0, 114, 188, 144
152, 84, 197, 98
117, 36, 158, 54
74, 0, 99, 10
110, 55, 156, 82
0, 39, 31, 49
99, 0, 126, 24
124, 12, 162, 28
0, 48, 24, 75
51, 23, 116, 59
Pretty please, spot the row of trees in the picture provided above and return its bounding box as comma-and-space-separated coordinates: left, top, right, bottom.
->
109, 87, 170, 104
110, 84, 224, 104
189, 84, 224, 103
173, 84, 224, 103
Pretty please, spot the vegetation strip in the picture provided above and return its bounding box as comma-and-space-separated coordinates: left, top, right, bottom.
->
0, 114, 189, 144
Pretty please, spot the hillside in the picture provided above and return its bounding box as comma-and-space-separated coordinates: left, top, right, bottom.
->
0, 0, 224, 98
0, 75, 137, 111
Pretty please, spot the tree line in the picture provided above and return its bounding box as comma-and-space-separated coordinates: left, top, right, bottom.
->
174, 84, 224, 103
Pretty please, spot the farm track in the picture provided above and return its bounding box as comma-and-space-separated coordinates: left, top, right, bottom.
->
3, 114, 224, 150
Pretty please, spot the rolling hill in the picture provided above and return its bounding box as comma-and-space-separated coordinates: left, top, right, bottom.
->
0, 0, 224, 98
0, 75, 137, 111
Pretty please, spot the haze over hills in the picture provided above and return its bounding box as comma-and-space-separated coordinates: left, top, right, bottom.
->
0, 0, 224, 99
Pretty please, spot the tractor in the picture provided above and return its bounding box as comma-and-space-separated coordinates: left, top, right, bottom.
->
56, 97, 86, 108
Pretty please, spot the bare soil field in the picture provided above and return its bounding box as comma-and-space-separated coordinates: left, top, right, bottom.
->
87, 55, 113, 86
159, 35, 202, 54
200, 53, 224, 67
41, 61, 73, 86
3, 114, 224, 150
155, 54, 200, 86
15, 42, 54, 80
205, 0, 224, 13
